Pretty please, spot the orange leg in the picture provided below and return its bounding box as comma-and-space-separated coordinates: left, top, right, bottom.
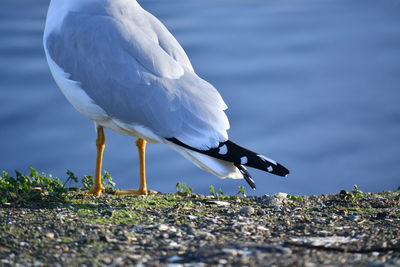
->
116, 138, 156, 195
88, 126, 105, 196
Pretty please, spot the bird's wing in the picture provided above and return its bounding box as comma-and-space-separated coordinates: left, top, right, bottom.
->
143, 9, 194, 73
45, 9, 229, 149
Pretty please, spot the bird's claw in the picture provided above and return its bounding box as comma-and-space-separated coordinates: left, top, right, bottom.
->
115, 189, 157, 195
88, 186, 105, 196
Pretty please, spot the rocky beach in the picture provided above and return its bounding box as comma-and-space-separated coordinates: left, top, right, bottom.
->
0, 187, 399, 266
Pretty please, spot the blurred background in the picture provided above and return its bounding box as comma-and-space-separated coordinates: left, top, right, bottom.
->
1, 0, 399, 195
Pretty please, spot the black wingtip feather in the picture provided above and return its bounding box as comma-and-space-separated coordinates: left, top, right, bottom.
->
270, 162, 290, 177
166, 138, 290, 188
235, 164, 256, 189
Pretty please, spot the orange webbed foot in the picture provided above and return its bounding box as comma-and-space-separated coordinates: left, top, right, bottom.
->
115, 189, 157, 196
88, 185, 105, 196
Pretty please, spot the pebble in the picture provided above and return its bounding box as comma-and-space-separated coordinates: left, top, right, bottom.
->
4, 219, 13, 224
276, 192, 288, 199
206, 200, 230, 207
167, 255, 182, 262
99, 235, 118, 243
375, 212, 388, 219
346, 215, 359, 221
101, 210, 114, 217
45, 232, 55, 239
158, 224, 171, 231
102, 257, 112, 264
218, 259, 228, 264
240, 206, 255, 216
257, 209, 266, 215
132, 225, 146, 231
110, 257, 124, 266
222, 248, 239, 256
167, 241, 182, 249
208, 218, 218, 224
187, 226, 196, 235
256, 226, 269, 232
196, 230, 216, 240
258, 195, 284, 207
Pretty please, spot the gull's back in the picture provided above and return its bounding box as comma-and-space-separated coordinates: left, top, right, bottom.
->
43, 0, 230, 150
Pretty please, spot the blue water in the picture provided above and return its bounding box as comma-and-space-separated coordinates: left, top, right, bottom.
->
1, 0, 399, 195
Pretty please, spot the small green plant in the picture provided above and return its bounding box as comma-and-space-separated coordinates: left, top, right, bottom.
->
287, 194, 304, 202
103, 170, 116, 193
0, 168, 67, 203
209, 185, 216, 197
81, 175, 93, 190
236, 185, 246, 197
175, 182, 193, 195
63, 169, 79, 188
82, 170, 116, 193
352, 185, 364, 199
208, 185, 229, 200
339, 185, 364, 201
218, 188, 224, 196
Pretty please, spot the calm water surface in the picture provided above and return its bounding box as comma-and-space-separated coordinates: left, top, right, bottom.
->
1, 0, 399, 195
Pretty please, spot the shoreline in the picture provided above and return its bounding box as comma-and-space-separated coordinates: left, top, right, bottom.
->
0, 189, 399, 266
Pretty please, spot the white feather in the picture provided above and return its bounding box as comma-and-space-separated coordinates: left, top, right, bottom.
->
46, 52, 163, 143
166, 142, 243, 179
43, 0, 240, 181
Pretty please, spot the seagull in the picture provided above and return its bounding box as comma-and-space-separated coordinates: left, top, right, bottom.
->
43, 0, 289, 196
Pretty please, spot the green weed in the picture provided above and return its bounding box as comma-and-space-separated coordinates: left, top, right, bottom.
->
64, 170, 79, 187
81, 170, 116, 194
287, 194, 304, 202
0, 168, 66, 203
175, 182, 193, 196
209, 185, 229, 200
352, 185, 364, 199
339, 185, 365, 201
209, 185, 216, 197
236, 185, 247, 197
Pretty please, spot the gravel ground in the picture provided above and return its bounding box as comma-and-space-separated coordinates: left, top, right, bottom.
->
0, 190, 399, 266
